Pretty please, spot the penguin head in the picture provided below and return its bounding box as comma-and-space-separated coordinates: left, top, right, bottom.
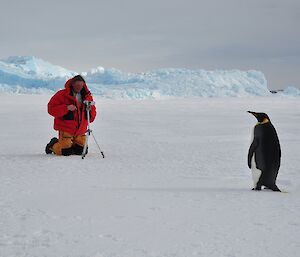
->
248, 111, 270, 123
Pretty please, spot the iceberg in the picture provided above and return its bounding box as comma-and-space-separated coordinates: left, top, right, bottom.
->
281, 86, 300, 96
0, 56, 272, 98
1, 56, 76, 79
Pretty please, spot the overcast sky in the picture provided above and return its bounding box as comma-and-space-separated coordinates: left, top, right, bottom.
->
1, 0, 299, 89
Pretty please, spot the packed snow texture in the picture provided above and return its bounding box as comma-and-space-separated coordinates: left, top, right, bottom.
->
0, 56, 275, 98
0, 95, 299, 257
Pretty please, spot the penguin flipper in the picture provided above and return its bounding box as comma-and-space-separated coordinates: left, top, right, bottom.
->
248, 137, 259, 168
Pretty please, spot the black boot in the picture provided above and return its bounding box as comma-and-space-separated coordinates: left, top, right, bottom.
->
45, 137, 59, 154
73, 144, 87, 155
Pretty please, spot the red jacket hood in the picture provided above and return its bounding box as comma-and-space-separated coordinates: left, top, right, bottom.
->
64, 78, 91, 96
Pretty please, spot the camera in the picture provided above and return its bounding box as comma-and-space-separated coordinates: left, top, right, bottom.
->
83, 100, 95, 110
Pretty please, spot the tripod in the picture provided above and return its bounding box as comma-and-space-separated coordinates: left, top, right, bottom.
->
82, 100, 105, 159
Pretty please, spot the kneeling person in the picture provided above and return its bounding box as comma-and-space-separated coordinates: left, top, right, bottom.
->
46, 75, 96, 155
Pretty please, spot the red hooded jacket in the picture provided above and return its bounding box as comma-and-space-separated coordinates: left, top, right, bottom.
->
48, 78, 96, 136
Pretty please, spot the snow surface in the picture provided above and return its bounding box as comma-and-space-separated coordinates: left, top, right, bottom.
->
0, 95, 299, 257
0, 56, 275, 98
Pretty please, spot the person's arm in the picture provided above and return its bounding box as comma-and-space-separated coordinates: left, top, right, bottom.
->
90, 103, 96, 123
48, 91, 69, 118
84, 93, 97, 122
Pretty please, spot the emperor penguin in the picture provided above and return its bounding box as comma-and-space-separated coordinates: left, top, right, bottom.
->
247, 111, 281, 191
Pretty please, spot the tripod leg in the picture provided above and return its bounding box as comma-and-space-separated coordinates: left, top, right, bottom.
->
82, 102, 104, 159
91, 131, 105, 158
82, 103, 91, 159
81, 131, 90, 159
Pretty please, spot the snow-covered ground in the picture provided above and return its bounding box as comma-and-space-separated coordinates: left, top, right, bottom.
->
0, 95, 299, 257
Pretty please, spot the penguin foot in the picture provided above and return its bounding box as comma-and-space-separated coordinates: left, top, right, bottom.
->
252, 187, 261, 191
264, 184, 281, 192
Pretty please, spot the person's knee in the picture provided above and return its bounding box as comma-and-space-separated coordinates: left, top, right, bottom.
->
74, 135, 86, 147
52, 137, 73, 155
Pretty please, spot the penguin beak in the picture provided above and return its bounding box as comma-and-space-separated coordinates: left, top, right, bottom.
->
248, 111, 257, 117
